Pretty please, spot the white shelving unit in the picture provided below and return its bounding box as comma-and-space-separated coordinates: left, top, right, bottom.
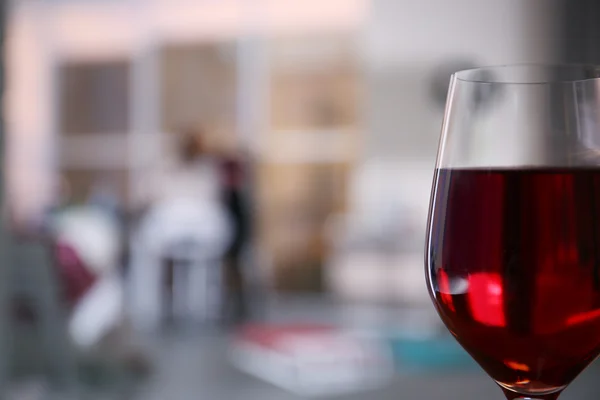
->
6, 0, 368, 215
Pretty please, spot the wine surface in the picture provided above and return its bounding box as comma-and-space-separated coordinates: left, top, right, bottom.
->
427, 168, 600, 396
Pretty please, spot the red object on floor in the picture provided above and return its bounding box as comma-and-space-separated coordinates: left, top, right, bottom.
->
236, 324, 335, 350
231, 323, 395, 396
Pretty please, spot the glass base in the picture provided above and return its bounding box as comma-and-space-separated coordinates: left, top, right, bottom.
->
500, 386, 562, 400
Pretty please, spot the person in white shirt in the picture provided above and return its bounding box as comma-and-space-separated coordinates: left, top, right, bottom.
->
129, 129, 232, 330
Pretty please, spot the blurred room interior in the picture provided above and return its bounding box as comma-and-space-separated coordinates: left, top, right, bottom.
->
1, 0, 600, 399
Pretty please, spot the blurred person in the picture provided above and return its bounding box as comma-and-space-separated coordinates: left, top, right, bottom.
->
88, 177, 123, 221
52, 204, 122, 345
86, 177, 131, 282
40, 173, 150, 378
218, 147, 253, 324
51, 197, 152, 382
129, 128, 232, 330
2, 179, 143, 394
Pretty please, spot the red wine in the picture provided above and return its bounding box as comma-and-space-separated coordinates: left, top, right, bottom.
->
427, 168, 600, 398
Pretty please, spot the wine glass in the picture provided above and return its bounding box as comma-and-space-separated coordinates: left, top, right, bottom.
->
426, 64, 600, 400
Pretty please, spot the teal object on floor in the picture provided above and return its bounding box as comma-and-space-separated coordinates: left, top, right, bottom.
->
389, 335, 477, 371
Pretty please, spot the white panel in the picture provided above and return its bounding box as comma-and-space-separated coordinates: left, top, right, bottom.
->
5, 4, 55, 220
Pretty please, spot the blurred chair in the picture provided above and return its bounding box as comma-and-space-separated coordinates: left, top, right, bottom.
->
129, 198, 231, 331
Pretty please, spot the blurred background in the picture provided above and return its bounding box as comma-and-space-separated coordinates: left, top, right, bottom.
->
0, 0, 599, 399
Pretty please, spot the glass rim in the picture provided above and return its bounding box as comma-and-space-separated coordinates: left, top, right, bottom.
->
453, 63, 600, 85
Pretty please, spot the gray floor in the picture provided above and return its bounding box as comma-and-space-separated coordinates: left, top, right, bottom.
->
132, 332, 600, 400
7, 296, 600, 400
128, 297, 600, 400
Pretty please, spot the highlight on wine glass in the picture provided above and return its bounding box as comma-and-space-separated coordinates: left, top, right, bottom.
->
426, 64, 600, 400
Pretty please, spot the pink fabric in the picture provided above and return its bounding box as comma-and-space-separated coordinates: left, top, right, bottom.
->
55, 241, 97, 307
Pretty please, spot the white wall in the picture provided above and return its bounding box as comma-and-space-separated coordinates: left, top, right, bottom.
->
359, 0, 560, 238
364, 0, 560, 162
332, 0, 561, 303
